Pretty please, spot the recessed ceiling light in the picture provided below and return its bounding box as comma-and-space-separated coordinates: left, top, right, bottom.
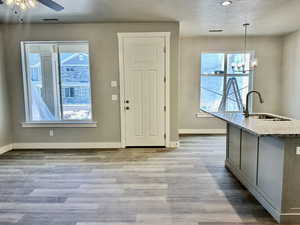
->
221, 1, 232, 6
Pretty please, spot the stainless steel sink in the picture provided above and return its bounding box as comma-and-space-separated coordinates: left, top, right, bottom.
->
248, 113, 291, 121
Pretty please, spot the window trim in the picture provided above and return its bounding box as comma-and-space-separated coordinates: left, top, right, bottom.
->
199, 51, 255, 113
20, 41, 95, 124
21, 121, 97, 128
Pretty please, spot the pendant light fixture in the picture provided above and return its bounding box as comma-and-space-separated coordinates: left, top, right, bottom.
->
231, 23, 258, 73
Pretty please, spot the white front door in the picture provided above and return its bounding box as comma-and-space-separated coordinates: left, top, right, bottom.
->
121, 36, 166, 146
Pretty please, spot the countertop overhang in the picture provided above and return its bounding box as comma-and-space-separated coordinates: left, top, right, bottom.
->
201, 110, 300, 137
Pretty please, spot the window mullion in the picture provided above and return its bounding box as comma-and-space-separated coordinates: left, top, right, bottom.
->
223, 53, 228, 111
53, 44, 63, 121
24, 45, 33, 121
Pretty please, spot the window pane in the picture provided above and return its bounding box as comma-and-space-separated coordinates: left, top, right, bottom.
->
200, 75, 224, 112
201, 53, 225, 74
59, 44, 92, 120
200, 52, 252, 112
26, 44, 59, 121
227, 53, 251, 74
224, 76, 249, 112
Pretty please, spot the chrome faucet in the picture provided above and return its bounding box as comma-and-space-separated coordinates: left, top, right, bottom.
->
243, 90, 264, 117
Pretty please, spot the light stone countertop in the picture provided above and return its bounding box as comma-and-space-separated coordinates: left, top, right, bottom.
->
202, 110, 300, 137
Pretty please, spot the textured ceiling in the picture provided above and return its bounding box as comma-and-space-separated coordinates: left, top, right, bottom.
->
0, 0, 300, 36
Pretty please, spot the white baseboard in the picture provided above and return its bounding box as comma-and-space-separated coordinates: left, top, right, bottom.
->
0, 144, 13, 155
13, 142, 122, 149
0, 141, 180, 153
179, 129, 227, 134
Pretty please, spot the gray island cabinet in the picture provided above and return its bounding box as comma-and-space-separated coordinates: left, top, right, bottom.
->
204, 111, 300, 224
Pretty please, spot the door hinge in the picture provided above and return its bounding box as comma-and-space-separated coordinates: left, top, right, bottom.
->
163, 46, 166, 53
164, 106, 166, 111
164, 133, 166, 139
164, 77, 166, 83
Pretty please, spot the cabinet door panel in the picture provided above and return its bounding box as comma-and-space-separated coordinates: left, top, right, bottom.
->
241, 131, 258, 185
228, 125, 241, 168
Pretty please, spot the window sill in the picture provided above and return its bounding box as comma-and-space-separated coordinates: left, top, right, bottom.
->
21, 121, 98, 128
196, 112, 214, 118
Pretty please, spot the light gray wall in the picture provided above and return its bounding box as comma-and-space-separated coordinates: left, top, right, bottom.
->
2, 23, 179, 143
179, 36, 283, 130
0, 28, 12, 147
281, 30, 300, 119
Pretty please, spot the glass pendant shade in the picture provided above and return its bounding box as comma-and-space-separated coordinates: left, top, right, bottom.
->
231, 23, 258, 73
4, 0, 37, 10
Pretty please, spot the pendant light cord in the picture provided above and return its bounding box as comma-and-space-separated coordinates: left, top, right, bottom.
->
243, 23, 250, 72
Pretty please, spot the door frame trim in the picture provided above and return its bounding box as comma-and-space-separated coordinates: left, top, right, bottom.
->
118, 32, 171, 148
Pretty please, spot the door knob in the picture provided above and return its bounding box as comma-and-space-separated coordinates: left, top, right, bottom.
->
125, 106, 130, 110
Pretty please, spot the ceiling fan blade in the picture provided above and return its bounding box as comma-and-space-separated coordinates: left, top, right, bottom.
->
37, 0, 64, 11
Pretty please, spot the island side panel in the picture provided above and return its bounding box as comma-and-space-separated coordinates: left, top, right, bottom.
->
258, 136, 284, 212
227, 123, 242, 170
241, 131, 259, 186
226, 125, 284, 223
281, 138, 300, 216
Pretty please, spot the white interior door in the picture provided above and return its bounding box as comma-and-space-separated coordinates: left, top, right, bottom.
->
122, 37, 166, 146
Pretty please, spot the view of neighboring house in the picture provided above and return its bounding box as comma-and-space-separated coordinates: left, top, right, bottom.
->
29, 52, 92, 121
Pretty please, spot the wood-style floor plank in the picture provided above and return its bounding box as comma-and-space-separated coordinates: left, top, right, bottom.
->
0, 135, 278, 225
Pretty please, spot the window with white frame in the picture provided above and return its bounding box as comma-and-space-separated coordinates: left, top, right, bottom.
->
200, 52, 253, 112
21, 41, 93, 122
64, 87, 75, 98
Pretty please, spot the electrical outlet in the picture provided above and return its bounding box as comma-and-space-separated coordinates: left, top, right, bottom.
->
49, 129, 54, 137
296, 147, 300, 155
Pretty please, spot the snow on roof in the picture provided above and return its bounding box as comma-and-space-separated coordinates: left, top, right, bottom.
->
30, 53, 89, 68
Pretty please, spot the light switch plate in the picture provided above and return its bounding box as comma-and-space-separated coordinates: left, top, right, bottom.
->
49, 129, 54, 137
296, 147, 300, 155
112, 95, 118, 101
111, 81, 118, 87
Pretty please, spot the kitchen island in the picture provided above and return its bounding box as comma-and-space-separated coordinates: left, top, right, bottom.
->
203, 110, 300, 224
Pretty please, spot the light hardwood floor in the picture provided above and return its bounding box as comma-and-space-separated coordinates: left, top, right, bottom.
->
0, 135, 277, 225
